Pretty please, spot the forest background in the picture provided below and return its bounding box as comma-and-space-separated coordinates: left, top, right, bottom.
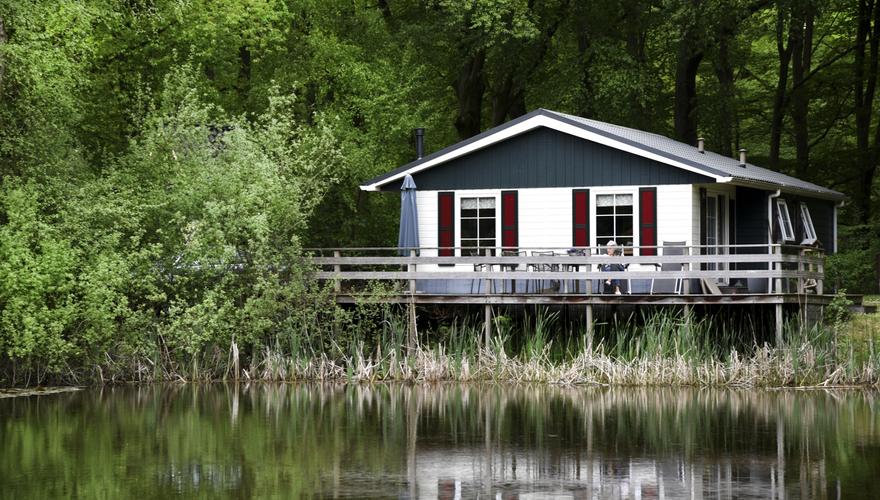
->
1, 0, 878, 382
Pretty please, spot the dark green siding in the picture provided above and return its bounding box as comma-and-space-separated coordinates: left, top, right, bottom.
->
735, 186, 836, 254
735, 187, 769, 246
382, 127, 713, 191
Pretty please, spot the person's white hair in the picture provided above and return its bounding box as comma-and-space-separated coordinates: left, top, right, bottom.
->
606, 240, 617, 247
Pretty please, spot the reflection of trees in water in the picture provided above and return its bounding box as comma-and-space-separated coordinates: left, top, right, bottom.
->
0, 384, 878, 498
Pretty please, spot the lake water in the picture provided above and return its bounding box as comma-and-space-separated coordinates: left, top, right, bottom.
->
1, 384, 879, 499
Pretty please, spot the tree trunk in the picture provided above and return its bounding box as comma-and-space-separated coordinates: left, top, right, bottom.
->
454, 50, 486, 140
854, 0, 880, 224
575, 8, 594, 118
489, 1, 569, 126
674, 34, 703, 145
790, 4, 814, 179
491, 74, 518, 126
238, 45, 251, 105
713, 30, 736, 157
769, 7, 793, 169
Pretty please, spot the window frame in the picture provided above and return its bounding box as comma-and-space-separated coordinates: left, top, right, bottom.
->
459, 195, 498, 256
592, 190, 637, 254
776, 199, 795, 242
799, 202, 817, 245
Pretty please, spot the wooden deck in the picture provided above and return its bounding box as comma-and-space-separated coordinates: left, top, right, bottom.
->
331, 292, 834, 306
309, 244, 830, 343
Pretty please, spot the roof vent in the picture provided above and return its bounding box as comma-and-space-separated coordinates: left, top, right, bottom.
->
738, 148, 747, 167
414, 128, 425, 160
697, 137, 705, 154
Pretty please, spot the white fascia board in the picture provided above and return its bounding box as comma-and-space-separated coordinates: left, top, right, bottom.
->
360, 115, 727, 191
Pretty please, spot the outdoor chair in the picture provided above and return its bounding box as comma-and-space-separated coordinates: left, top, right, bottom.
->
560, 249, 586, 293
471, 262, 496, 294
651, 241, 687, 294
500, 250, 527, 293
528, 251, 559, 293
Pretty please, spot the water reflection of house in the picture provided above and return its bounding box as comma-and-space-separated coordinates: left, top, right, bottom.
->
410, 449, 805, 499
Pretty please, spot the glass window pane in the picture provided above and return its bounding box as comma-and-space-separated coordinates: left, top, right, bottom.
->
596, 194, 614, 207
479, 208, 495, 218
478, 197, 495, 209
596, 205, 613, 215
461, 209, 477, 218
617, 216, 633, 236
617, 204, 633, 215
479, 221, 495, 238
777, 199, 794, 240
461, 219, 477, 238
461, 198, 477, 210
616, 194, 633, 206
596, 217, 613, 237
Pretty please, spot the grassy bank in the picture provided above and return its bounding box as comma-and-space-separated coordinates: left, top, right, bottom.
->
40, 304, 873, 389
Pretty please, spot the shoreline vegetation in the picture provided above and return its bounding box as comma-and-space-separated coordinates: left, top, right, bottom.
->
2, 3, 879, 392
4, 299, 877, 389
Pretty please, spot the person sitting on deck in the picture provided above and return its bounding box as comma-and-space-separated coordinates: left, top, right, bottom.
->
601, 240, 624, 295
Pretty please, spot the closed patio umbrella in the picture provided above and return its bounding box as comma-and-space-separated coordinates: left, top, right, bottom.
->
398, 174, 419, 256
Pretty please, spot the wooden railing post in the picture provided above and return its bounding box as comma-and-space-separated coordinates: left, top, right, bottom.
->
484, 248, 492, 350
333, 250, 341, 293
773, 246, 782, 294
407, 249, 418, 351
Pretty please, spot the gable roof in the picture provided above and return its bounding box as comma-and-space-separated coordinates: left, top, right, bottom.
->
361, 109, 845, 201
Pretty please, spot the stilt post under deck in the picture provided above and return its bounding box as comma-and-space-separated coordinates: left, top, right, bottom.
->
484, 304, 492, 351
775, 303, 784, 346
333, 250, 341, 293
585, 304, 594, 351
407, 250, 418, 351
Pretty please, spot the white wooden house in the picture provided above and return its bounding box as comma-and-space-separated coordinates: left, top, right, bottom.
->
360, 109, 844, 294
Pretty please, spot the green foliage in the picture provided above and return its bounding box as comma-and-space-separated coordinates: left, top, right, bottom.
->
1, 0, 879, 382
825, 290, 854, 330
826, 225, 880, 294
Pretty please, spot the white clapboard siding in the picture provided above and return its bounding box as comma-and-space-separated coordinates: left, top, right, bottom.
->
415, 189, 442, 271
657, 185, 694, 246
518, 188, 572, 250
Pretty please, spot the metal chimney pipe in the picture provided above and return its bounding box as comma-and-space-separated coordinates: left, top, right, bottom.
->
739, 148, 747, 167
697, 137, 705, 154
414, 128, 425, 160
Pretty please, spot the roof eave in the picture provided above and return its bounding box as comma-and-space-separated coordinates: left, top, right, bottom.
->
723, 177, 846, 201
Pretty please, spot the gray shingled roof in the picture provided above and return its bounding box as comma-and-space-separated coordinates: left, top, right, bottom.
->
545, 110, 845, 200
362, 109, 845, 200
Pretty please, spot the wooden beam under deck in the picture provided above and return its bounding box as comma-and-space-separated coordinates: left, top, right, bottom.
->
333, 293, 834, 306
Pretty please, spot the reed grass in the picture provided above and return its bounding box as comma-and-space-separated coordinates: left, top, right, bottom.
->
18, 307, 880, 388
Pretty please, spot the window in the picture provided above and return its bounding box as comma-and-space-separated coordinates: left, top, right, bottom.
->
461, 197, 496, 256
776, 199, 795, 241
596, 193, 634, 250
800, 203, 817, 244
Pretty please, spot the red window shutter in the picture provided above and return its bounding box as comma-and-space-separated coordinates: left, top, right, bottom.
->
639, 187, 657, 256
501, 190, 518, 249
438, 192, 455, 256
572, 189, 590, 247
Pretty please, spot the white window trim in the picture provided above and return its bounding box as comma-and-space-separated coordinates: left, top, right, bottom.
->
591, 187, 639, 251
776, 199, 795, 242
800, 203, 817, 245
455, 190, 500, 255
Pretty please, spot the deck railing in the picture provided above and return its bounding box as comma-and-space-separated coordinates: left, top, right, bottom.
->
309, 244, 825, 295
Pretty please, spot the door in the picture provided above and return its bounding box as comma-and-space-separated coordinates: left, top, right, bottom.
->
704, 193, 727, 279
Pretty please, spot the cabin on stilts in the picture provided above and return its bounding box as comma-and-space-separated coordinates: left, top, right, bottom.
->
313, 109, 846, 343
